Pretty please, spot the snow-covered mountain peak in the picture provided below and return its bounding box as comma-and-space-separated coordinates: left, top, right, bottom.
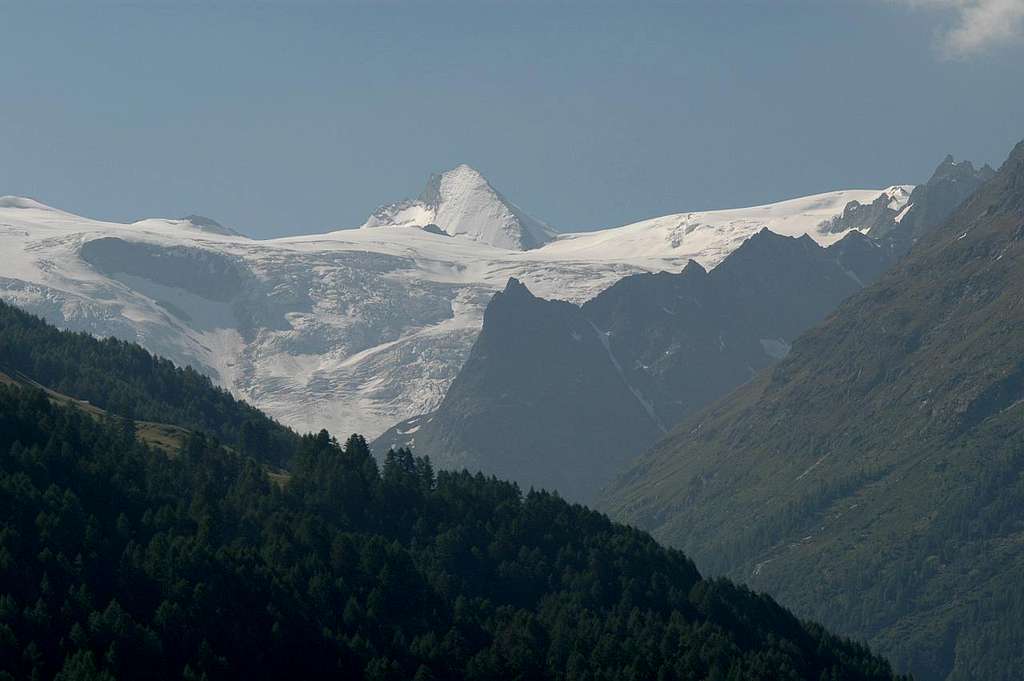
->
0, 196, 62, 211
417, 163, 482, 205
0, 178, 918, 441
363, 164, 556, 250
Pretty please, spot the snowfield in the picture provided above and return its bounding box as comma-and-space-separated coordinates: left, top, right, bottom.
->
0, 168, 911, 437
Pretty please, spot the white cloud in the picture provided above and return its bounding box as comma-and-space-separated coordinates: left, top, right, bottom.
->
896, 0, 1024, 57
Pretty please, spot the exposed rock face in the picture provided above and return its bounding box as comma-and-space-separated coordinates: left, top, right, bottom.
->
376, 228, 894, 503
822, 156, 993, 263
599, 141, 1024, 681
820, 187, 909, 234
877, 155, 995, 253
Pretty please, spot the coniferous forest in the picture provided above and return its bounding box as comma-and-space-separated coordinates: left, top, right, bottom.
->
0, 306, 905, 680
3, 6, 1021, 679
0, 301, 296, 467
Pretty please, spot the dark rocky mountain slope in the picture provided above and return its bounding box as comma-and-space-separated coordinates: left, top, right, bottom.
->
599, 140, 1024, 681
377, 228, 891, 502
376, 154, 985, 504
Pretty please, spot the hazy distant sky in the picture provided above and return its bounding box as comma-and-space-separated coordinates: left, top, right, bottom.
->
2, 1, 1022, 238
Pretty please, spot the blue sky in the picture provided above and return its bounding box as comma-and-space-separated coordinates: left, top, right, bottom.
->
1, 1, 1022, 238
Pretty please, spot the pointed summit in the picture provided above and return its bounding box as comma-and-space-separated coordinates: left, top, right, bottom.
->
889, 152, 995, 245
363, 164, 556, 250
501, 277, 533, 297
597, 138, 1024, 680
729, 228, 822, 262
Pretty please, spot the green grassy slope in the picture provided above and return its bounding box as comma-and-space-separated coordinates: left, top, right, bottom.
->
600, 141, 1024, 680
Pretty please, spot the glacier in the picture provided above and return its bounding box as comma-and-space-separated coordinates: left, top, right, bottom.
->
0, 167, 910, 437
